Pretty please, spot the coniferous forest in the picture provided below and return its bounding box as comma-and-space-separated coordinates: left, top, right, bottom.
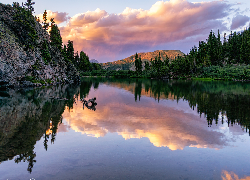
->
87, 28, 250, 80
2, 1, 250, 81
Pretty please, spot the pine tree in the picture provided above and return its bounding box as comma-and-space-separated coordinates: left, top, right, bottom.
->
216, 29, 223, 66
43, 10, 49, 30
11, 2, 38, 50
79, 51, 90, 71
207, 30, 217, 65
164, 55, 169, 67
135, 53, 139, 72
66, 40, 74, 63
41, 39, 51, 64
62, 45, 67, 57
49, 23, 62, 51
138, 57, 142, 74
24, 0, 35, 13
144, 61, 150, 71
74, 51, 80, 69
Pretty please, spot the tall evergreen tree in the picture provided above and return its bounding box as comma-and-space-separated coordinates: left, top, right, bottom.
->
134, 53, 142, 75
43, 10, 49, 30
144, 61, 150, 71
216, 30, 223, 66
49, 23, 62, 51
164, 55, 169, 67
66, 40, 74, 63
138, 57, 142, 74
74, 51, 80, 69
24, 0, 35, 13
79, 51, 90, 71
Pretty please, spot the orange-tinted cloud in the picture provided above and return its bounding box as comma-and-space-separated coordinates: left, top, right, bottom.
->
57, 0, 231, 62
222, 170, 250, 180
36, 10, 70, 24
62, 84, 229, 151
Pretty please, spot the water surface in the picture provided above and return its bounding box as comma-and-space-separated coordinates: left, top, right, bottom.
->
1, 78, 250, 180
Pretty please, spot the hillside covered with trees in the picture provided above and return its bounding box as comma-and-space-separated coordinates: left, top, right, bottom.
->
0, 1, 98, 88
101, 50, 184, 71
85, 29, 250, 80
1, 0, 250, 83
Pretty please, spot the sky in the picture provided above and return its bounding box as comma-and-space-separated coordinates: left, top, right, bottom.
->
2, 0, 250, 63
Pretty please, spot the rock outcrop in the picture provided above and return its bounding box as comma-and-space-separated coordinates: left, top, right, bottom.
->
0, 3, 79, 88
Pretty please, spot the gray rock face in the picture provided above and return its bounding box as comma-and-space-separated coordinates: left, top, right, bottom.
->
0, 3, 79, 88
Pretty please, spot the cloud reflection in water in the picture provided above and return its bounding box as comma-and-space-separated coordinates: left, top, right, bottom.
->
222, 171, 250, 180
62, 85, 230, 150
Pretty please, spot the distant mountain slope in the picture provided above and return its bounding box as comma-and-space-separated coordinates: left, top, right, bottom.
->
101, 50, 185, 71
90, 59, 99, 63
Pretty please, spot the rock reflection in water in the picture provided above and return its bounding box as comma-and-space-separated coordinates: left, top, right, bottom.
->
0, 84, 79, 173
1, 77, 250, 178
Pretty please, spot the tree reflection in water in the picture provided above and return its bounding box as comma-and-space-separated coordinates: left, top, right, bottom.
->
81, 77, 250, 134
0, 84, 79, 173
1, 78, 250, 173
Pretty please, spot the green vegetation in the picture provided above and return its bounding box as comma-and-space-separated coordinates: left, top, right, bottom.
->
5, 1, 250, 82
84, 28, 250, 81
0, 84, 79, 173
40, 39, 51, 64
25, 76, 51, 84
6, 2, 38, 50
49, 20, 62, 51
135, 53, 142, 75
0, 1, 83, 84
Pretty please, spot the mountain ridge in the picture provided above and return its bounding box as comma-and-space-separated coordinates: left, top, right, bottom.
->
101, 50, 185, 71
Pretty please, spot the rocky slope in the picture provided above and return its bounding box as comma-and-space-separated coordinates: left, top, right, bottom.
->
0, 3, 79, 88
101, 50, 185, 70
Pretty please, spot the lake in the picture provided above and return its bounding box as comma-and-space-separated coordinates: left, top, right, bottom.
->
1, 78, 250, 180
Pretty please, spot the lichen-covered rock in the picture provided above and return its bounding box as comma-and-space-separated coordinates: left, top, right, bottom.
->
0, 3, 79, 88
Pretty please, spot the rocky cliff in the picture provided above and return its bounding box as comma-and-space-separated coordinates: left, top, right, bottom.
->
0, 3, 79, 88
101, 50, 185, 70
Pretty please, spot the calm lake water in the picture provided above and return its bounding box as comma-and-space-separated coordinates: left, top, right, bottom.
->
1, 78, 250, 180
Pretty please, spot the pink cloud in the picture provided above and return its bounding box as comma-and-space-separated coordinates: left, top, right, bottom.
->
231, 15, 249, 30
36, 10, 70, 24
59, 0, 232, 62
69, 8, 108, 26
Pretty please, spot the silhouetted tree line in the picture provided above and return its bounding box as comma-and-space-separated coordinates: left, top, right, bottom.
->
88, 28, 250, 80
166, 29, 250, 79
136, 28, 250, 79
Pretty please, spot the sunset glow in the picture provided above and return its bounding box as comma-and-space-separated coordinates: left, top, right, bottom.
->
222, 171, 250, 180
30, 0, 250, 62
61, 84, 231, 151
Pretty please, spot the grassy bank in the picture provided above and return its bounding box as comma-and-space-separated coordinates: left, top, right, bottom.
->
80, 64, 250, 81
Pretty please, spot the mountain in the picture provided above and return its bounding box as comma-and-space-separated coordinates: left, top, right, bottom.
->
101, 50, 185, 71
90, 59, 99, 63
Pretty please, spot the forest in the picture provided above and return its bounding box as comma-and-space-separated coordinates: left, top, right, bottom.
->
6, 0, 250, 81
85, 28, 250, 80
